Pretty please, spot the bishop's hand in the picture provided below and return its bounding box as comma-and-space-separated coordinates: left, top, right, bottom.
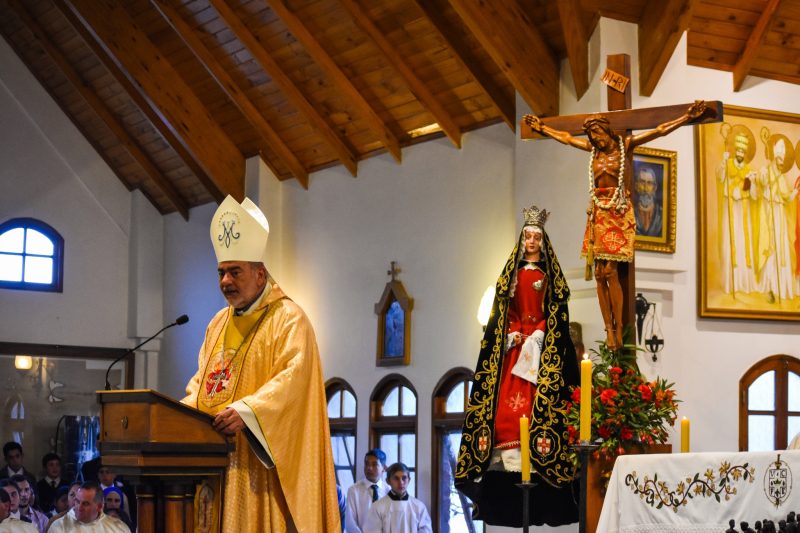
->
213, 407, 245, 435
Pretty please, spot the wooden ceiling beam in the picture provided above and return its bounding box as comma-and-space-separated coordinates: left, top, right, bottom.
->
638, 0, 698, 97
410, 0, 515, 131
7, 0, 189, 220
557, 0, 590, 99
151, 0, 308, 189
209, 0, 356, 181
749, 68, 800, 87
339, 0, 463, 148
268, 0, 402, 163
732, 0, 781, 92
448, 0, 558, 117
52, 0, 219, 204
63, 0, 244, 202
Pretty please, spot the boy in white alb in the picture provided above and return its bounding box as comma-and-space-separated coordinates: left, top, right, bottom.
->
363, 463, 431, 533
346, 449, 389, 533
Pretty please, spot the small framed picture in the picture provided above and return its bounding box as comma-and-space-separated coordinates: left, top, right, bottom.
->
375, 280, 413, 366
632, 147, 677, 253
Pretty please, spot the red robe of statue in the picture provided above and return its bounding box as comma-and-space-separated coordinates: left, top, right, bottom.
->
494, 263, 547, 448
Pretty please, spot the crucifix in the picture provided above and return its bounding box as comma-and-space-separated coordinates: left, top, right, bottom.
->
521, 54, 722, 351
208, 369, 226, 398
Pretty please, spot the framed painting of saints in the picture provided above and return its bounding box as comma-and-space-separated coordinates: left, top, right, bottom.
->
632, 147, 677, 253
697, 105, 800, 320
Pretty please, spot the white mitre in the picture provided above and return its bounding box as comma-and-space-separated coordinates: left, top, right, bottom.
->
210, 195, 270, 264
774, 137, 786, 158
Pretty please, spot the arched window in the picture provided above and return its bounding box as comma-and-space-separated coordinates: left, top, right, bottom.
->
3, 393, 25, 444
432, 368, 483, 533
326, 378, 357, 492
370, 374, 417, 496
739, 354, 800, 451
0, 218, 64, 292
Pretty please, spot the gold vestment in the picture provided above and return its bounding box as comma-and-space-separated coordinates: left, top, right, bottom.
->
184, 283, 340, 532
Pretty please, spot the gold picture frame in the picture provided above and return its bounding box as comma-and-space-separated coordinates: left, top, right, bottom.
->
696, 104, 800, 320
633, 147, 677, 253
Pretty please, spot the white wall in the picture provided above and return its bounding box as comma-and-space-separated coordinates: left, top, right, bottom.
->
159, 201, 223, 396
0, 38, 131, 348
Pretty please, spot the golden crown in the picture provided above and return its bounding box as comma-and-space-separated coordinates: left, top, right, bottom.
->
734, 133, 749, 149
522, 205, 549, 228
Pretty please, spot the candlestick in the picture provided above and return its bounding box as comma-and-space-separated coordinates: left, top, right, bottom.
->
580, 354, 592, 441
681, 417, 690, 453
570, 442, 600, 533
520, 415, 531, 482
516, 480, 535, 533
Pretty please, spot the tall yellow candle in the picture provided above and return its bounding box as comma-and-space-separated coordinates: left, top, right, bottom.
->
520, 415, 531, 482
580, 354, 592, 441
681, 417, 690, 453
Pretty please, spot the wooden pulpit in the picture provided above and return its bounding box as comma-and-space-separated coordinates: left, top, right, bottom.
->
97, 389, 233, 533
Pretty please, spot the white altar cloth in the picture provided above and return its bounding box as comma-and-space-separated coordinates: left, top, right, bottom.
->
596, 450, 800, 533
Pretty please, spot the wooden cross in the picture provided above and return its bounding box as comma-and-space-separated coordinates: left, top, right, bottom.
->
521, 54, 722, 341
387, 260, 401, 281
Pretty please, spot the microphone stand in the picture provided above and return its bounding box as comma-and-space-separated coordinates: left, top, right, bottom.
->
104, 315, 188, 390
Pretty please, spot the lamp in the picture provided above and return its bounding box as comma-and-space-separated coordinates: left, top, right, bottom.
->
634, 293, 664, 361
477, 285, 495, 329
15, 355, 33, 370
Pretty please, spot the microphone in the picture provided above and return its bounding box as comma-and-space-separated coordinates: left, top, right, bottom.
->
104, 314, 189, 390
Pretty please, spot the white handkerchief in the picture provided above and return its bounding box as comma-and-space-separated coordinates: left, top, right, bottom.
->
511, 330, 544, 384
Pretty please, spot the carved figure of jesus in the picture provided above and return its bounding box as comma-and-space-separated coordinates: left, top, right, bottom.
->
523, 101, 707, 350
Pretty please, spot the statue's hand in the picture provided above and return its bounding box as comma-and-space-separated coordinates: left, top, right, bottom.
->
687, 100, 707, 120
512, 332, 522, 347
523, 114, 543, 132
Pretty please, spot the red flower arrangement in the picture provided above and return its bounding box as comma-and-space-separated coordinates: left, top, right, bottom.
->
565, 338, 679, 461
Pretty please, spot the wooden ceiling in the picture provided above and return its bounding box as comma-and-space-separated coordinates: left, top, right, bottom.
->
1, 0, 797, 219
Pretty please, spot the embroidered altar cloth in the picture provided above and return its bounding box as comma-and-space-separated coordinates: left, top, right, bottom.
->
597, 450, 800, 533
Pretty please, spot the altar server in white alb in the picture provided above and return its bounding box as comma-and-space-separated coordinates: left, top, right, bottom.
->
364, 463, 431, 533
346, 449, 389, 533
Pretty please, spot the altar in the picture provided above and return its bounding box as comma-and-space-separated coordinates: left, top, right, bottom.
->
597, 450, 800, 533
